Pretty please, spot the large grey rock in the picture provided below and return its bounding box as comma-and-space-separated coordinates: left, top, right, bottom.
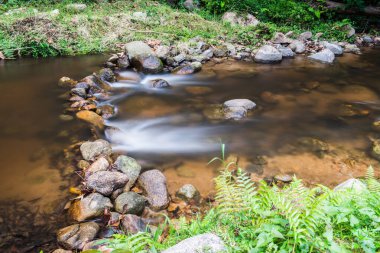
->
114, 155, 142, 191
69, 193, 113, 222
322, 41, 343, 55
308, 49, 335, 64
57, 222, 99, 250
254, 45, 282, 63
125, 41, 163, 74
176, 184, 200, 202
224, 99, 256, 110
334, 178, 367, 192
272, 32, 292, 44
115, 192, 146, 215
80, 139, 112, 161
87, 171, 129, 196
121, 214, 147, 234
298, 31, 312, 41
363, 35, 373, 43
85, 157, 109, 177
289, 40, 305, 54
276, 46, 294, 58
342, 24, 355, 38
344, 44, 361, 54
155, 45, 170, 59
162, 233, 226, 253
138, 170, 169, 211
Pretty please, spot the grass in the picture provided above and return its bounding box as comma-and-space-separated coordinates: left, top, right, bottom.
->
0, 0, 358, 59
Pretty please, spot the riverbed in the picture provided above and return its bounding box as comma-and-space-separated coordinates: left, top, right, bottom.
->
0, 50, 379, 251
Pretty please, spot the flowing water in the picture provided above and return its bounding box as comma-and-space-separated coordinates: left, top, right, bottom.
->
0, 50, 379, 251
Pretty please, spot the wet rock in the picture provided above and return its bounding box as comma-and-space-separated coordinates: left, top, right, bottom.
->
298, 31, 312, 41
362, 35, 373, 43
289, 40, 305, 54
117, 55, 130, 69
75, 82, 90, 91
334, 178, 367, 192
224, 106, 247, 120
58, 77, 77, 88
98, 104, 116, 119
138, 170, 169, 211
254, 45, 282, 63
308, 49, 335, 64
80, 139, 112, 161
69, 193, 112, 221
57, 222, 99, 250
150, 79, 171, 89
71, 88, 86, 98
344, 44, 361, 54
176, 184, 200, 202
276, 45, 294, 58
87, 171, 129, 196
224, 99, 256, 110
274, 174, 293, 183
173, 63, 201, 75
59, 114, 74, 121
202, 48, 214, 59
162, 233, 226, 253
272, 32, 292, 44
115, 192, 146, 215
77, 160, 90, 170
322, 41, 343, 56
76, 110, 104, 129
174, 53, 186, 63
85, 157, 109, 176
114, 155, 142, 191
121, 214, 147, 234
125, 41, 163, 74
98, 68, 115, 82
65, 3, 87, 12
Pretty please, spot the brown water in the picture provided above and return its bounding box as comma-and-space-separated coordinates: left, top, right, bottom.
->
0, 50, 380, 251
0, 55, 106, 252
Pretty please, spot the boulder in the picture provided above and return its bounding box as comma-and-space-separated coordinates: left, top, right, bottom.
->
76, 111, 104, 129
322, 41, 343, 56
115, 192, 147, 215
57, 222, 99, 250
71, 87, 86, 98
87, 171, 129, 196
162, 233, 226, 253
121, 214, 147, 234
276, 45, 294, 58
125, 41, 163, 74
80, 139, 112, 161
155, 45, 170, 59
308, 49, 335, 64
69, 193, 113, 222
334, 178, 367, 192
85, 157, 109, 176
138, 170, 169, 211
342, 24, 355, 38
289, 40, 305, 54
298, 31, 312, 41
254, 45, 282, 63
362, 35, 373, 43
114, 155, 142, 191
176, 184, 200, 202
272, 32, 292, 44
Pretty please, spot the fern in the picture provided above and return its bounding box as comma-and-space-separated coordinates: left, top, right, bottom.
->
366, 165, 380, 193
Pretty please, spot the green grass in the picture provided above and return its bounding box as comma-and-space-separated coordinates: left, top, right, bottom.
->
0, 0, 358, 59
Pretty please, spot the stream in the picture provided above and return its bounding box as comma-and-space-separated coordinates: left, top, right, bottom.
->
0, 50, 379, 251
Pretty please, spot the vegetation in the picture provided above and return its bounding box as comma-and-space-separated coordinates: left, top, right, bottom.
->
93, 152, 380, 253
1, 0, 375, 59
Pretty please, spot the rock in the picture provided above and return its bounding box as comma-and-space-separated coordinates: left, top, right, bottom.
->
274, 174, 293, 183
344, 44, 361, 54
222, 12, 238, 25
176, 184, 200, 202
57, 222, 99, 250
342, 24, 355, 38
322, 41, 343, 56
71, 88, 86, 98
98, 68, 115, 82
98, 104, 116, 119
362, 35, 373, 43
245, 14, 260, 27
121, 214, 147, 234
224, 99, 256, 110
58, 77, 77, 88
69, 193, 113, 221
148, 79, 170, 89
334, 178, 367, 192
289, 40, 305, 54
298, 137, 329, 157
272, 32, 292, 44
85, 157, 109, 176
174, 54, 186, 63
52, 249, 72, 253
117, 55, 130, 69
114, 155, 142, 191
374, 37, 380, 45
162, 233, 226, 253
59, 114, 74, 121
173, 63, 201, 75
213, 45, 228, 57
298, 31, 312, 41
76, 111, 104, 129
87, 171, 129, 196
125, 41, 163, 74
115, 192, 146, 215
75, 82, 90, 91
138, 170, 169, 211
276, 45, 294, 58
155, 45, 170, 59
308, 49, 335, 64
222, 12, 259, 27
371, 139, 380, 161
202, 49, 214, 59
254, 45, 282, 63
183, 0, 198, 10
80, 139, 112, 161
65, 3, 87, 12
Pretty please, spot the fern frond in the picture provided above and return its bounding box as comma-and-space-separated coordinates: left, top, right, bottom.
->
366, 166, 380, 193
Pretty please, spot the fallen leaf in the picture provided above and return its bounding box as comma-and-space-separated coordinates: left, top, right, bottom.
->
69, 186, 82, 195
